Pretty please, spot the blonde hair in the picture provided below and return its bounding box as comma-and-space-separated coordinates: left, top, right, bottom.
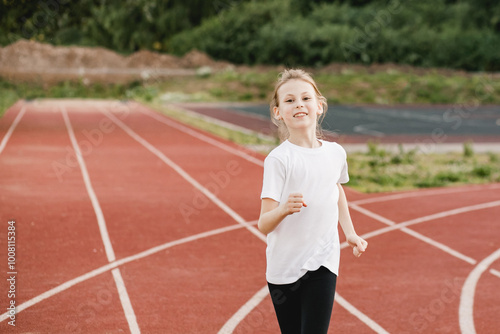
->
270, 69, 328, 141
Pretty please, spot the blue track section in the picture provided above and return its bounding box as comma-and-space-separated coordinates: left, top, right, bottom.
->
226, 104, 500, 137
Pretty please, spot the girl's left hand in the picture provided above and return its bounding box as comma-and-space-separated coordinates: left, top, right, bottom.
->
347, 234, 368, 257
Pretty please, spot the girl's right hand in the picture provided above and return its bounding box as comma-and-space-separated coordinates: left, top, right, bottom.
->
282, 192, 307, 216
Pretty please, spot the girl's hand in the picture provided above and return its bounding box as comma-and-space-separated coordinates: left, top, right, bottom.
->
281, 192, 307, 216
347, 234, 368, 258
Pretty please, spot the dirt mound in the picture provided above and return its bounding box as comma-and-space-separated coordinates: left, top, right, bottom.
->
125, 50, 181, 68
180, 49, 231, 69
0, 40, 127, 69
0, 40, 232, 84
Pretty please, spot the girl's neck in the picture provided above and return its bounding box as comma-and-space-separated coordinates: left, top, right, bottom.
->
288, 129, 321, 148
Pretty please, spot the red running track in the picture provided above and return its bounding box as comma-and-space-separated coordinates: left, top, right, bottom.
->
0, 99, 499, 333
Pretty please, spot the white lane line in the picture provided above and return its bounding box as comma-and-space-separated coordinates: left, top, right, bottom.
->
218, 286, 269, 334
62, 107, 116, 262
350, 203, 478, 265
350, 203, 396, 226
350, 200, 500, 265
0, 105, 27, 155
347, 201, 500, 264
62, 107, 139, 332
490, 269, 500, 279
335, 294, 390, 334
134, 103, 265, 167
459, 248, 500, 334
100, 107, 266, 243
401, 228, 477, 265
0, 221, 252, 323
352, 183, 500, 206
112, 268, 140, 334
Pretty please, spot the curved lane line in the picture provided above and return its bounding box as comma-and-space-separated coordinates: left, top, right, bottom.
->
217, 286, 269, 334
0, 104, 27, 156
459, 248, 500, 334
335, 294, 390, 334
0, 222, 250, 323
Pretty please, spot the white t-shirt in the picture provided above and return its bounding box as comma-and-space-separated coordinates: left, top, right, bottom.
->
260, 139, 349, 284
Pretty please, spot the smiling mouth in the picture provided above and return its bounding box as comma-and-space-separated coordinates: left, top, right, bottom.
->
293, 112, 308, 118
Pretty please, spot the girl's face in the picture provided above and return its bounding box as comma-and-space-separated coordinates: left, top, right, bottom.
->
274, 79, 323, 133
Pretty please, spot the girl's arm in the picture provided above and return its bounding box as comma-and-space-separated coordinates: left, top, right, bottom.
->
258, 193, 306, 235
338, 183, 368, 257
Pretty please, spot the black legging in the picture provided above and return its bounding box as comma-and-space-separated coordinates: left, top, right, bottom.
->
267, 266, 337, 334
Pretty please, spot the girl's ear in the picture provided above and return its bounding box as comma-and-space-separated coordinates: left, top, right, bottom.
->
317, 102, 323, 115
273, 106, 282, 120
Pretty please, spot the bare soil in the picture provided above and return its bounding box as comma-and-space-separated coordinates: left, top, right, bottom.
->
0, 40, 232, 85
0, 39, 492, 86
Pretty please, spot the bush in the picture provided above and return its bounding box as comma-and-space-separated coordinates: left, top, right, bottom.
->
1, 0, 500, 70
169, 0, 500, 70
170, 1, 289, 64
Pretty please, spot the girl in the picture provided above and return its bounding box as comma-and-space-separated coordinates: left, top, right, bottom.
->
258, 69, 368, 334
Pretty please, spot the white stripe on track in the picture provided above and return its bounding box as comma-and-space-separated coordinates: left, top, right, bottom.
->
352, 200, 500, 258
335, 294, 390, 334
134, 103, 265, 167
349, 203, 478, 265
0, 105, 27, 155
490, 269, 500, 279
459, 248, 500, 334
62, 107, 116, 262
62, 107, 140, 333
347, 201, 500, 262
112, 268, 141, 334
100, 108, 266, 243
0, 222, 250, 323
217, 286, 269, 334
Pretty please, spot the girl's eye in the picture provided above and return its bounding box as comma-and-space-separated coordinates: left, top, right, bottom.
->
303, 97, 310, 100
285, 99, 293, 103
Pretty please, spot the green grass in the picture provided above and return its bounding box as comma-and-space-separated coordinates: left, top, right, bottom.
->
346, 142, 500, 193
150, 68, 500, 106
